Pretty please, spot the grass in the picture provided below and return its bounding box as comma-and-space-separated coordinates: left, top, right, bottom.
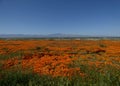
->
0, 62, 119, 86
0, 51, 23, 60
0, 56, 120, 86
0, 40, 120, 86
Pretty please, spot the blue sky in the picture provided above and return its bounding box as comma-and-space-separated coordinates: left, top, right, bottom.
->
0, 0, 120, 36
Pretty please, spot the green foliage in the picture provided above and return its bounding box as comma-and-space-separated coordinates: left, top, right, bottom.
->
0, 52, 120, 86
0, 64, 119, 86
35, 46, 50, 52
0, 71, 37, 86
0, 51, 23, 60
99, 44, 106, 48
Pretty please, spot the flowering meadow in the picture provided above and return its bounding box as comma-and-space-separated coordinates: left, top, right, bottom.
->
0, 39, 120, 86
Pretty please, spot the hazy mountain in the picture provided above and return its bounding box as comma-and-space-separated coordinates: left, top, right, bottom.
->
0, 33, 86, 38
0, 33, 119, 38
46, 33, 88, 37
0, 34, 44, 38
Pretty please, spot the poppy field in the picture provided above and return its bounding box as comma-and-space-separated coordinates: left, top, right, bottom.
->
0, 39, 120, 86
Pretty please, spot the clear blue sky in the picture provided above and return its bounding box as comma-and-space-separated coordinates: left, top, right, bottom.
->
0, 0, 120, 36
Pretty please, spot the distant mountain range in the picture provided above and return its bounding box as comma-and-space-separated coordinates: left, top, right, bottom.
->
0, 33, 119, 38
0, 33, 87, 38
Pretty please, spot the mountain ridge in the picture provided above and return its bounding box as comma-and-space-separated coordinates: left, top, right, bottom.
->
0, 33, 119, 38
